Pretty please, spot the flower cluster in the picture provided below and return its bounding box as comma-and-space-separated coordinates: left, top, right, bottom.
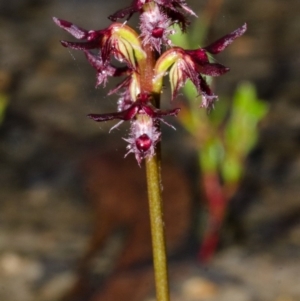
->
53, 0, 246, 164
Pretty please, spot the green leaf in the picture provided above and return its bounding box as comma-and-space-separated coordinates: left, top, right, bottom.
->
170, 24, 190, 48
222, 155, 243, 183
221, 81, 269, 183
200, 138, 224, 172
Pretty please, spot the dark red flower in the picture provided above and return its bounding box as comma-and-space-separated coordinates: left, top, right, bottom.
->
154, 23, 247, 110
53, 17, 146, 90
87, 93, 180, 164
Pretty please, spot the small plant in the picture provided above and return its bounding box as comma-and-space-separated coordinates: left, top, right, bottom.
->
179, 81, 269, 260
53, 1, 246, 300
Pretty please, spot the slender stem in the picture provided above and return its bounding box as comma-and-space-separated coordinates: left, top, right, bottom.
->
145, 154, 170, 301
138, 23, 170, 300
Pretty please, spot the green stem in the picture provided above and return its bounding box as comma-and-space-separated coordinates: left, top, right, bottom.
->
145, 154, 170, 301
137, 7, 170, 296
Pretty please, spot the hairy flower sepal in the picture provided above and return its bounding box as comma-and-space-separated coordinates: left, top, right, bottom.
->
53, 18, 146, 69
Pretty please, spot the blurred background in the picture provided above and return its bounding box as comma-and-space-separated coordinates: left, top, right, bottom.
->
0, 0, 300, 301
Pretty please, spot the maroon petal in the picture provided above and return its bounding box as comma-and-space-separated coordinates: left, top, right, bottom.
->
84, 50, 104, 70
122, 104, 140, 120
156, 0, 196, 16
171, 64, 185, 100
112, 66, 130, 77
108, 76, 132, 96
95, 65, 129, 87
88, 103, 139, 122
204, 23, 247, 55
198, 75, 218, 111
87, 112, 123, 122
83, 50, 129, 88
154, 107, 181, 117
197, 63, 230, 77
109, 6, 137, 21
60, 40, 99, 50
161, 7, 190, 31
182, 62, 201, 95
53, 17, 89, 39
186, 49, 209, 65
84, 51, 111, 86
175, 1, 197, 17
108, 0, 143, 21
199, 75, 214, 97
53, 17, 104, 41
